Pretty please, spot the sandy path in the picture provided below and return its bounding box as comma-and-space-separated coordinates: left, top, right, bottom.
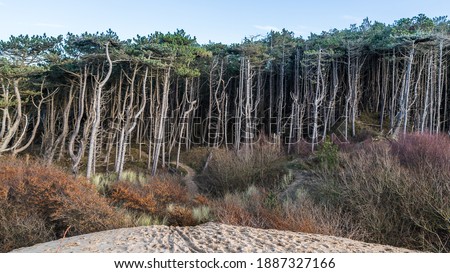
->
171, 161, 198, 196
11, 223, 414, 253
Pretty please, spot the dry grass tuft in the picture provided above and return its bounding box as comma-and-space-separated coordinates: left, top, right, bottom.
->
213, 186, 351, 237
197, 142, 287, 196
108, 175, 204, 226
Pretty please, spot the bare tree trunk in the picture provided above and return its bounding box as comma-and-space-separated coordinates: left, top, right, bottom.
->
13, 82, 56, 156
176, 83, 196, 168
243, 58, 253, 156
380, 58, 388, 131
234, 58, 244, 151
402, 44, 416, 134
0, 79, 10, 140
392, 43, 415, 137
207, 57, 219, 145
0, 79, 23, 153
57, 84, 75, 160
311, 49, 325, 151
69, 66, 90, 176
323, 59, 338, 140
268, 62, 274, 138
288, 48, 300, 153
151, 67, 171, 176
276, 51, 285, 137
117, 66, 148, 176
87, 42, 113, 178
436, 40, 444, 133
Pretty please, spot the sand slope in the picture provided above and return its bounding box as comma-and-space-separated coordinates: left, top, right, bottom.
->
11, 223, 414, 253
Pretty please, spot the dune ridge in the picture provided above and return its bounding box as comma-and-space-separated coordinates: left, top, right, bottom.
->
11, 222, 414, 253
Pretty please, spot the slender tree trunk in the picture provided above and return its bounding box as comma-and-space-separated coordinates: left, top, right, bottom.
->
87, 42, 113, 178
436, 40, 444, 133
0, 79, 23, 153
69, 66, 89, 176
151, 67, 171, 176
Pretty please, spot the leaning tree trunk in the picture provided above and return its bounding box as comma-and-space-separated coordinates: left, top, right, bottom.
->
116, 66, 147, 177
86, 42, 113, 178
0, 79, 23, 154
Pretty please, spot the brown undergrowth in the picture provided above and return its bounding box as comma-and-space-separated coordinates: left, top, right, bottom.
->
2, 133, 448, 253
213, 186, 353, 237
310, 133, 450, 252
197, 141, 288, 196
0, 156, 130, 252
108, 175, 206, 226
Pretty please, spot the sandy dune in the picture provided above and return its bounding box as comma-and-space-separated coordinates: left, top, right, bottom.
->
11, 223, 414, 253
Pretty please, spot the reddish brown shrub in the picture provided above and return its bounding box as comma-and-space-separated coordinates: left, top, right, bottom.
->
110, 182, 157, 214
0, 200, 53, 252
151, 178, 189, 208
192, 194, 210, 206
275, 199, 353, 237
212, 187, 347, 236
392, 133, 450, 171
109, 175, 196, 226
166, 205, 196, 226
213, 194, 255, 227
0, 156, 130, 252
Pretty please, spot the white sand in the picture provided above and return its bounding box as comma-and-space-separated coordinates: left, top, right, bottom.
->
11, 222, 414, 253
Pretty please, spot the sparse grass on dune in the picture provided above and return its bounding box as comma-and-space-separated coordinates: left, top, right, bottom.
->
197, 142, 288, 196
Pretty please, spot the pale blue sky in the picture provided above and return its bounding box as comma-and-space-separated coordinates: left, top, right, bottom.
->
0, 0, 448, 44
